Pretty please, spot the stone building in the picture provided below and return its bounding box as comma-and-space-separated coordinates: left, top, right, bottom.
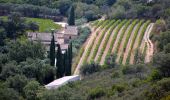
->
28, 24, 78, 52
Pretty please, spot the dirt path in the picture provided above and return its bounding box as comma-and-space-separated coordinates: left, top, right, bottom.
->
129, 24, 145, 64
74, 25, 101, 75
111, 25, 125, 53
145, 23, 154, 63
100, 26, 118, 65
116, 24, 132, 63
94, 27, 112, 62
122, 24, 139, 65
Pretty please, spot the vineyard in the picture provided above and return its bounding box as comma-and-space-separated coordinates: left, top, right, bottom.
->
74, 19, 154, 75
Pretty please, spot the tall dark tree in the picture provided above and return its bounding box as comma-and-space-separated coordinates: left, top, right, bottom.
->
63, 50, 68, 76
56, 44, 64, 78
49, 34, 55, 66
67, 6, 75, 26
65, 42, 72, 76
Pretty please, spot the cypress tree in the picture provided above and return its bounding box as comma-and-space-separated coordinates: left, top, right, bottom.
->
49, 34, 55, 66
65, 42, 72, 76
56, 44, 64, 78
67, 6, 75, 26
63, 50, 68, 76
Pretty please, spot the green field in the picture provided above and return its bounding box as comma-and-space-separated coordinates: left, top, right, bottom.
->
0, 16, 61, 32
26, 18, 61, 32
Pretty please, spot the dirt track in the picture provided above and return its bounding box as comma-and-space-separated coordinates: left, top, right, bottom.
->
144, 23, 154, 63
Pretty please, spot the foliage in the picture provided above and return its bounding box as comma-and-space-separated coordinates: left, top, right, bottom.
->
153, 52, 170, 77
144, 78, 170, 100
20, 58, 55, 84
104, 54, 117, 68
87, 87, 106, 100
80, 63, 101, 76
6, 74, 28, 93
8, 40, 45, 63
0, 61, 21, 80
0, 87, 20, 100
24, 80, 42, 100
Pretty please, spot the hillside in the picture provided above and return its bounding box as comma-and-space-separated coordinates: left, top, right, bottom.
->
0, 0, 170, 100
42, 63, 170, 100
74, 19, 154, 74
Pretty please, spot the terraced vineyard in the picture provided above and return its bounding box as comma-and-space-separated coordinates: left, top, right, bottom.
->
74, 19, 154, 75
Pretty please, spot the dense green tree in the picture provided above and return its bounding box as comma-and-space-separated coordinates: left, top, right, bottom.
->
8, 40, 45, 63
0, 87, 20, 100
20, 58, 55, 84
153, 52, 170, 77
49, 34, 55, 66
3, 13, 27, 39
24, 80, 42, 100
0, 61, 21, 80
6, 74, 28, 93
28, 21, 39, 32
53, 0, 72, 16
164, 43, 170, 53
158, 31, 170, 50
68, 6, 75, 25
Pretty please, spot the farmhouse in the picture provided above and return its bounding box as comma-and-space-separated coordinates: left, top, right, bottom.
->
28, 23, 78, 51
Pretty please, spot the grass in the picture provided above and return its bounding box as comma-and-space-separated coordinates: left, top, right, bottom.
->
26, 17, 61, 32
0, 16, 61, 32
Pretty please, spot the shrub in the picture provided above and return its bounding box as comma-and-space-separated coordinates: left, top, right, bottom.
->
149, 69, 162, 81
80, 63, 101, 76
144, 78, 170, 100
87, 87, 106, 100
122, 64, 146, 75
111, 71, 120, 78
111, 84, 126, 93
104, 54, 117, 69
